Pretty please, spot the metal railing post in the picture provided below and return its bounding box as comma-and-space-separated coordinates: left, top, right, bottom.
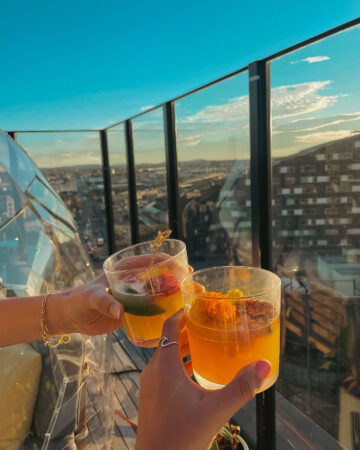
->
125, 119, 139, 244
8, 131, 16, 141
248, 60, 275, 450
164, 101, 182, 239
100, 129, 116, 255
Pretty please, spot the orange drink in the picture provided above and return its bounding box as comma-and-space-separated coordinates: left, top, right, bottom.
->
104, 239, 188, 348
182, 266, 281, 391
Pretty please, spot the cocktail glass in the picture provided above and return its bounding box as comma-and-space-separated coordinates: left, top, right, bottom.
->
181, 266, 281, 391
104, 239, 188, 348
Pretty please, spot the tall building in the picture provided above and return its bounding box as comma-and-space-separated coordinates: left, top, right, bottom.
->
273, 134, 360, 267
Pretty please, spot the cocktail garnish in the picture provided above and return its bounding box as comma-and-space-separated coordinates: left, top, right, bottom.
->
190, 288, 275, 329
145, 273, 180, 296
147, 229, 172, 294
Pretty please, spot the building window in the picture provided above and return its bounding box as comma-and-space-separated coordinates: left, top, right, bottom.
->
300, 176, 315, 183
347, 229, 360, 235
281, 188, 291, 194
341, 197, 348, 203
351, 207, 360, 214
317, 239, 327, 245
339, 218, 350, 225
303, 186, 317, 194
350, 163, 360, 170
317, 176, 329, 182
286, 199, 295, 206
300, 165, 315, 173
352, 186, 360, 192
316, 154, 325, 161
341, 175, 349, 181
316, 198, 328, 204
294, 209, 303, 215
332, 153, 339, 160
304, 208, 316, 215
325, 207, 338, 215
316, 219, 325, 225
325, 229, 339, 236
285, 177, 296, 184
278, 230, 289, 237
294, 187, 303, 194
280, 167, 289, 173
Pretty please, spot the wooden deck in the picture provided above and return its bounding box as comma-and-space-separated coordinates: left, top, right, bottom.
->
86, 329, 154, 450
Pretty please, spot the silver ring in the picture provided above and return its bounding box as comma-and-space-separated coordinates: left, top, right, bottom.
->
159, 337, 179, 347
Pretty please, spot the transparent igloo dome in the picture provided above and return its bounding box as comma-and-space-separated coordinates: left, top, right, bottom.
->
0, 130, 113, 449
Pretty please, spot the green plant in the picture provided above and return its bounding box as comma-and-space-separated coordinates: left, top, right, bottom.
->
210, 423, 242, 450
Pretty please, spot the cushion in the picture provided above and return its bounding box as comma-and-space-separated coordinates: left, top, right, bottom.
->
0, 343, 42, 450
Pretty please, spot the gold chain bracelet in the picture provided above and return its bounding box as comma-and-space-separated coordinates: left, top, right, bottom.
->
40, 293, 71, 348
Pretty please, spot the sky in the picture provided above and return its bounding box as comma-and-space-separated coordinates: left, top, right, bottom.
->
1, 0, 359, 166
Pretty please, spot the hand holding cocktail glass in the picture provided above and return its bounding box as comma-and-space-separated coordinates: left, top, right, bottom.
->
181, 266, 281, 392
104, 233, 280, 392
104, 232, 189, 348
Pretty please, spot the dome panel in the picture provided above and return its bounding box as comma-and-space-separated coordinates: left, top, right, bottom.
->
0, 163, 27, 229
26, 176, 77, 230
0, 206, 53, 293
29, 199, 75, 239
0, 132, 37, 191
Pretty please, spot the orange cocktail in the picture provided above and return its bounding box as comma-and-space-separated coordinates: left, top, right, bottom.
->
182, 266, 281, 391
104, 239, 189, 348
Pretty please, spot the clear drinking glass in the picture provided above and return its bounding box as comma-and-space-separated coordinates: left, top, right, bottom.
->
104, 239, 189, 348
182, 266, 281, 391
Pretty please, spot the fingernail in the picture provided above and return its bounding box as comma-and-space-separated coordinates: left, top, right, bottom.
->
255, 360, 271, 380
110, 303, 121, 320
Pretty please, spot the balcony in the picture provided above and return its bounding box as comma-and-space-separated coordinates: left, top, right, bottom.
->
2, 17, 360, 450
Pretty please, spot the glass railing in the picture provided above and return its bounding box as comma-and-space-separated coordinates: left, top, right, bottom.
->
176, 70, 252, 269
6, 18, 360, 450
107, 123, 131, 250
271, 24, 360, 449
133, 108, 169, 241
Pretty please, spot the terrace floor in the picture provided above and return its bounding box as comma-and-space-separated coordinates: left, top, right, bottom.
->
87, 329, 154, 450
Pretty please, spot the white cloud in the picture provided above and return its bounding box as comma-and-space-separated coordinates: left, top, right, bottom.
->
178, 134, 202, 146
296, 130, 356, 144
274, 112, 360, 134
303, 56, 330, 63
182, 80, 337, 125
183, 96, 249, 124
291, 56, 330, 64
272, 81, 337, 119
140, 105, 155, 111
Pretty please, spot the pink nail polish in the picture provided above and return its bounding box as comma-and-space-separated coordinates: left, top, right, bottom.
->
255, 360, 271, 379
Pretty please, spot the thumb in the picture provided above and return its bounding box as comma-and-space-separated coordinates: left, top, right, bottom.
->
91, 292, 124, 321
214, 360, 271, 417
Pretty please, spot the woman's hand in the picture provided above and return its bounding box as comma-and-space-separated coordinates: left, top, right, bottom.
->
136, 310, 271, 450
49, 273, 123, 336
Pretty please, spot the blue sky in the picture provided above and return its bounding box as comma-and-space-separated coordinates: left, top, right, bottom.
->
0, 0, 359, 131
